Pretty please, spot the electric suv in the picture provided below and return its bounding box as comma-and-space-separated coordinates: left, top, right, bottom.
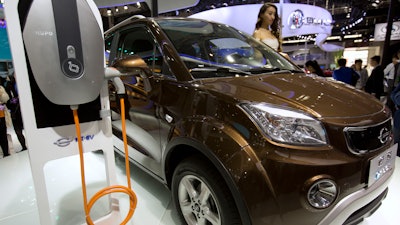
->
105, 16, 396, 225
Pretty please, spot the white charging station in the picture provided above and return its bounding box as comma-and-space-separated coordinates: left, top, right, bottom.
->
5, 0, 130, 224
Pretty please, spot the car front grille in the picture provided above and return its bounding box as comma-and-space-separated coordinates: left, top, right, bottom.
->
344, 119, 392, 155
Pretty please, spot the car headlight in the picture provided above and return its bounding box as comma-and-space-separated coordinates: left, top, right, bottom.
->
241, 103, 327, 146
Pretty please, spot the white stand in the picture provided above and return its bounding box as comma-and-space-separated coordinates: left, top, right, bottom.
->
5, 1, 123, 224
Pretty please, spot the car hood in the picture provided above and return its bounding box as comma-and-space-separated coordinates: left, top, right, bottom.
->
200, 73, 384, 118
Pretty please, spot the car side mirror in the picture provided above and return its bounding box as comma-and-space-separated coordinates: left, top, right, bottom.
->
106, 55, 152, 92
111, 55, 151, 76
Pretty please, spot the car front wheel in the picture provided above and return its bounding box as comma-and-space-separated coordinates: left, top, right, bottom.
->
172, 156, 241, 225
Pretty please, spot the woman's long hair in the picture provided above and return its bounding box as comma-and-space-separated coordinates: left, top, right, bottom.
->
305, 60, 324, 77
255, 3, 282, 51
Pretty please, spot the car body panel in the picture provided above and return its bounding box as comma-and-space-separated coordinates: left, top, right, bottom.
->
198, 74, 383, 118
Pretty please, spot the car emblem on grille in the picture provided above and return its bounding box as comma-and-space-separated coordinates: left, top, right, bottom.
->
378, 127, 390, 144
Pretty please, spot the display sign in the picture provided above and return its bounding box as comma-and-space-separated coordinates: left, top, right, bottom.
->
374, 21, 400, 42
281, 4, 332, 39
189, 3, 343, 52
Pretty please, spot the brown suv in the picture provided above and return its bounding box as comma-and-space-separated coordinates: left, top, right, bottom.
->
105, 16, 397, 225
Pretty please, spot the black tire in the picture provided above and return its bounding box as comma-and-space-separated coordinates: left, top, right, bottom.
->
172, 156, 242, 225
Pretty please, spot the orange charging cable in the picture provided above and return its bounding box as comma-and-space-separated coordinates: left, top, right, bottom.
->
72, 97, 137, 225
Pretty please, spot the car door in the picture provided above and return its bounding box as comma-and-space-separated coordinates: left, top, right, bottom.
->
108, 25, 167, 178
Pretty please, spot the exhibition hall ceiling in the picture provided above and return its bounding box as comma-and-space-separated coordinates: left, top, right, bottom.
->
2, 0, 390, 45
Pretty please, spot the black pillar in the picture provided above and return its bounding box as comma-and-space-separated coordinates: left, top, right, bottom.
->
152, 0, 158, 17
382, 0, 397, 67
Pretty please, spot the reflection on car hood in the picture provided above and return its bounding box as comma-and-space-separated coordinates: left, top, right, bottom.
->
200, 73, 383, 118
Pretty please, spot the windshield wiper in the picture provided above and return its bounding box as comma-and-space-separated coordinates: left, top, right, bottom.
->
190, 67, 251, 75
247, 67, 305, 74
246, 67, 281, 74
181, 55, 251, 75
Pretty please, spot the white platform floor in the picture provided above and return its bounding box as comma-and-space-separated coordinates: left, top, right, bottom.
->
1, 129, 399, 225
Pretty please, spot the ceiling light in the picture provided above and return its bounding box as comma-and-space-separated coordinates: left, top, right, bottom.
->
106, 8, 112, 15
283, 39, 309, 44
124, 5, 128, 10
327, 36, 341, 40
344, 34, 362, 39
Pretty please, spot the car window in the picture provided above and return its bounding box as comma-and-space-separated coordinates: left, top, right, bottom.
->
104, 34, 114, 65
158, 19, 300, 79
116, 26, 165, 74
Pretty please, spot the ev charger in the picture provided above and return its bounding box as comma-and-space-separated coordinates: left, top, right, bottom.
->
5, 0, 125, 224
23, 0, 104, 105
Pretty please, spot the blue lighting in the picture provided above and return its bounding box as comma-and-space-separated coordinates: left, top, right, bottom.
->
0, 20, 5, 29
0, 27, 12, 60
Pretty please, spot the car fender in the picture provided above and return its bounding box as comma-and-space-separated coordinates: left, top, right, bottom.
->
163, 116, 277, 225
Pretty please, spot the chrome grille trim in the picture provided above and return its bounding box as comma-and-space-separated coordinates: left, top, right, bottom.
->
343, 118, 392, 155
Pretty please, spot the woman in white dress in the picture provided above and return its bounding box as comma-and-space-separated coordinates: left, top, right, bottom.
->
252, 3, 282, 52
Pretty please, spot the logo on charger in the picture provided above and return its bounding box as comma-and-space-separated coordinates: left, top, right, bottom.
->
54, 135, 95, 147
68, 61, 80, 74
62, 58, 83, 78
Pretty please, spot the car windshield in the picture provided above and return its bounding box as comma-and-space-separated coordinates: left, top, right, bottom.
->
157, 19, 300, 79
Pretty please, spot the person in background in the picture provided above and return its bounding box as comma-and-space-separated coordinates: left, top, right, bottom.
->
365, 55, 384, 100
394, 49, 400, 88
253, 3, 282, 52
0, 81, 10, 157
3, 73, 27, 151
384, 54, 399, 113
384, 53, 399, 90
333, 58, 359, 86
305, 60, 324, 77
354, 59, 368, 90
